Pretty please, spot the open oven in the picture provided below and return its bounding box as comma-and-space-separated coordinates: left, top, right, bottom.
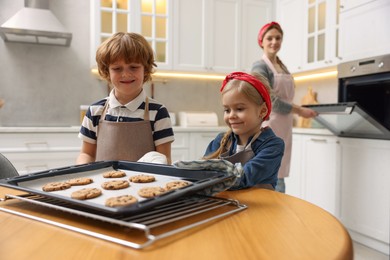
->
304, 54, 390, 140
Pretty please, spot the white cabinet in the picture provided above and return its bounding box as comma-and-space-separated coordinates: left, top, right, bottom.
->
189, 132, 222, 160
286, 132, 340, 217
172, 0, 205, 72
171, 128, 226, 162
171, 132, 191, 162
173, 0, 273, 73
285, 134, 304, 198
277, 0, 340, 73
339, 0, 390, 62
277, 0, 305, 73
0, 131, 82, 175
301, 135, 340, 216
239, 0, 274, 71
339, 137, 390, 254
286, 131, 390, 254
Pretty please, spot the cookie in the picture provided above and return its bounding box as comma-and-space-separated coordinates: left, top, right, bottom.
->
71, 188, 102, 200
103, 170, 126, 178
129, 174, 155, 183
165, 180, 191, 191
42, 182, 71, 192
101, 180, 130, 190
105, 195, 138, 207
67, 177, 93, 186
138, 186, 166, 198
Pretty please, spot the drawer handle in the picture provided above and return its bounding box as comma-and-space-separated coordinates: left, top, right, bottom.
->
310, 138, 327, 143
25, 141, 49, 148
25, 164, 49, 171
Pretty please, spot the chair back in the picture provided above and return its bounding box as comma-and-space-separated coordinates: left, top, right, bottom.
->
0, 153, 19, 179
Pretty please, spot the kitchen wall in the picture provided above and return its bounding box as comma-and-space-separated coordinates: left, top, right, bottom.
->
0, 0, 338, 127
0, 0, 105, 127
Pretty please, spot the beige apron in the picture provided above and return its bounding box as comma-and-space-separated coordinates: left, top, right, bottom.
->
262, 55, 294, 178
95, 97, 155, 162
220, 130, 273, 190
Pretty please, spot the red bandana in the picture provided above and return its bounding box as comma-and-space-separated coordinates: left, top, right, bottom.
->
220, 72, 271, 120
258, 21, 281, 48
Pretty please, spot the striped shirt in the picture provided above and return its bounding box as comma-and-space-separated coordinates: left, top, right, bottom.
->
78, 89, 174, 146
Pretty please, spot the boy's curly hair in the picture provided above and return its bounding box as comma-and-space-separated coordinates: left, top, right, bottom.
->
96, 32, 157, 83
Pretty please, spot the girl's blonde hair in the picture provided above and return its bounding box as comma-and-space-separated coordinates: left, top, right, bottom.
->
96, 32, 157, 83
203, 73, 271, 159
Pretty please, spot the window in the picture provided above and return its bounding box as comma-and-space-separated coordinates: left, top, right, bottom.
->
91, 0, 171, 67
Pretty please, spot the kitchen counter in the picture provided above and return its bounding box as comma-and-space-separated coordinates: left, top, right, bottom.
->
292, 127, 333, 135
0, 126, 330, 135
0, 126, 228, 133
0, 186, 353, 260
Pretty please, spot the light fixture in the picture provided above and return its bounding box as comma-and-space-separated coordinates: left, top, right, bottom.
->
91, 68, 225, 80
293, 71, 338, 81
153, 72, 225, 80
92, 68, 338, 81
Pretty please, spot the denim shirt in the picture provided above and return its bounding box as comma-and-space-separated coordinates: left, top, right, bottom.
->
204, 127, 284, 189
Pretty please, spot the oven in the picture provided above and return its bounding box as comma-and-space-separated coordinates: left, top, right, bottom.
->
303, 54, 390, 140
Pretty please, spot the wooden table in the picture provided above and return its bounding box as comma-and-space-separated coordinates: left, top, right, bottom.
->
0, 187, 353, 260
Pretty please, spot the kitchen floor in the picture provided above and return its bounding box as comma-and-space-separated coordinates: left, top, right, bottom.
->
353, 241, 389, 260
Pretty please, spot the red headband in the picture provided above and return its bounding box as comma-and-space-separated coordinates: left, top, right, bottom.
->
258, 21, 281, 47
220, 72, 271, 120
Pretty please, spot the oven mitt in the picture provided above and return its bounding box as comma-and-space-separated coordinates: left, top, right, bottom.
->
138, 151, 168, 164
173, 159, 244, 195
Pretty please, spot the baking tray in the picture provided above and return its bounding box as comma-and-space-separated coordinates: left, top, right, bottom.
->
0, 161, 235, 216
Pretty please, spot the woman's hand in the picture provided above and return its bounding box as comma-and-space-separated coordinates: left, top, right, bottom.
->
292, 104, 318, 118
298, 107, 318, 118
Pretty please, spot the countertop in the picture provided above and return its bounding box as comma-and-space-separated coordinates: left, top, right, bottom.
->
0, 126, 333, 135
0, 186, 353, 260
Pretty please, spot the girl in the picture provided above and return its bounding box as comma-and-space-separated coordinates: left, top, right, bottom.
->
203, 72, 285, 190
77, 32, 174, 164
251, 22, 317, 192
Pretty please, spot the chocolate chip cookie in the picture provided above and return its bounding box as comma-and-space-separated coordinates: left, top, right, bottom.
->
129, 174, 156, 183
71, 188, 102, 200
165, 180, 191, 191
138, 186, 166, 198
42, 182, 71, 192
101, 180, 130, 190
66, 177, 93, 186
103, 170, 126, 178
105, 195, 138, 207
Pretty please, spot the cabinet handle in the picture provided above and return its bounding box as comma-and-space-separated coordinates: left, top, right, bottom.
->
310, 138, 327, 143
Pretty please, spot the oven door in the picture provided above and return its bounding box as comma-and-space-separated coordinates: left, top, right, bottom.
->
303, 102, 390, 140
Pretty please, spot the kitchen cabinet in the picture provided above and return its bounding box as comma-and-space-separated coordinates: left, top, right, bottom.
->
339, 137, 390, 254
285, 131, 340, 217
173, 0, 273, 73
287, 129, 390, 254
90, 0, 173, 69
339, 0, 390, 62
171, 132, 191, 162
284, 134, 304, 198
277, 0, 340, 73
301, 135, 340, 217
171, 128, 226, 162
277, 0, 305, 73
0, 130, 81, 175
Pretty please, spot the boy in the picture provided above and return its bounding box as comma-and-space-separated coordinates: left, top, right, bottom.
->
77, 32, 174, 164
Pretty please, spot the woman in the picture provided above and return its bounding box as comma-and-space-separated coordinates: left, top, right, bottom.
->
251, 22, 317, 193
